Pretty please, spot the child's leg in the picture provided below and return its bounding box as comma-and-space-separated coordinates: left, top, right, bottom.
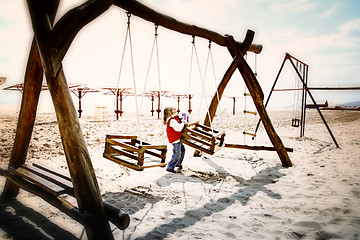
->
167, 142, 181, 170
176, 143, 185, 167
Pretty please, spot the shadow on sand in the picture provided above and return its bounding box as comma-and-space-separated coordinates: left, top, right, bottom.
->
0, 197, 78, 240
135, 165, 285, 240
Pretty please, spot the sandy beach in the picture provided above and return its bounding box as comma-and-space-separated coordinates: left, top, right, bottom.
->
0, 106, 359, 239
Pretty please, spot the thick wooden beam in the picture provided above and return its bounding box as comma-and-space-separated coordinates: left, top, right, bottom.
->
225, 35, 292, 167
26, 0, 113, 239
114, 0, 262, 54
45, 0, 262, 74
203, 30, 255, 127
2, 0, 60, 198
1, 39, 44, 198
1, 169, 86, 225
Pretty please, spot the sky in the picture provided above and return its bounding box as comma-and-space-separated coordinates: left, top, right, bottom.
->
0, 0, 359, 115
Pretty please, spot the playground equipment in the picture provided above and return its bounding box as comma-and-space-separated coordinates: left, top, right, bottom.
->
0, 1, 291, 239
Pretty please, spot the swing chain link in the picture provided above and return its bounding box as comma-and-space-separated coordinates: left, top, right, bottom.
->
126, 12, 131, 24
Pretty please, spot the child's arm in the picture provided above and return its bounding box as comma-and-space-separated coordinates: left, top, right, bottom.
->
169, 118, 185, 132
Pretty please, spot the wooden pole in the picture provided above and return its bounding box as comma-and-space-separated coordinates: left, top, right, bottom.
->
113, 0, 262, 54
151, 95, 155, 116
120, 91, 123, 117
45, 0, 262, 74
157, 91, 161, 118
177, 95, 180, 113
225, 35, 292, 167
203, 30, 255, 127
188, 94, 192, 114
78, 89, 83, 118
26, 0, 113, 238
232, 97, 238, 115
1, 39, 44, 198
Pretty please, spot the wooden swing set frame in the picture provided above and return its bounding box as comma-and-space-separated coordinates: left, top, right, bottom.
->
0, 0, 292, 239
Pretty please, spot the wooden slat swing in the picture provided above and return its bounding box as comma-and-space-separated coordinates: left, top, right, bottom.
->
182, 38, 225, 155
103, 135, 167, 171
181, 121, 225, 155
103, 17, 167, 171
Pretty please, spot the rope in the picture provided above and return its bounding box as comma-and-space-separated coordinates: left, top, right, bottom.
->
138, 24, 165, 144
192, 37, 214, 131
187, 37, 195, 103
118, 12, 141, 141
113, 13, 132, 123
206, 41, 222, 112
139, 25, 157, 113
127, 14, 142, 141
154, 26, 166, 144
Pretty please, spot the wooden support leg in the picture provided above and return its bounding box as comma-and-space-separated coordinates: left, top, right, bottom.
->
47, 59, 114, 240
204, 30, 255, 127
225, 35, 292, 167
2, 39, 44, 198
195, 30, 255, 156
26, 1, 114, 239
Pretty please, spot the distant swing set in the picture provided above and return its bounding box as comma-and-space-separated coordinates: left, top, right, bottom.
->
0, 1, 293, 239
253, 53, 340, 148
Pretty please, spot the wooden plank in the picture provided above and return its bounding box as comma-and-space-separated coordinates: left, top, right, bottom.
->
139, 144, 167, 150
224, 144, 293, 152
10, 167, 66, 196
182, 132, 212, 148
106, 138, 140, 152
184, 128, 213, 142
144, 149, 166, 160
22, 164, 74, 195
243, 110, 257, 115
187, 121, 200, 127
243, 131, 256, 137
104, 153, 144, 171
106, 135, 137, 140
108, 146, 140, 162
181, 140, 214, 155
33, 163, 71, 181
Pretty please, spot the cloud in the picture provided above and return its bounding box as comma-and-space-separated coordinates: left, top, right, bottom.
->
270, 0, 319, 13
338, 18, 360, 38
319, 3, 339, 18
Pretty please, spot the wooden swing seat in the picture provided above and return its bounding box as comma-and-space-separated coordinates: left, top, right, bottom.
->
181, 121, 225, 155
103, 135, 167, 171
1, 163, 130, 230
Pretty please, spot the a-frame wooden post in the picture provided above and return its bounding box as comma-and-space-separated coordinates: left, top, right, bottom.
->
3, 1, 115, 239
1, 39, 44, 198
225, 35, 292, 167
203, 31, 292, 167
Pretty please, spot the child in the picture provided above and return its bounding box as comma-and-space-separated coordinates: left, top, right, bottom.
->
163, 107, 187, 173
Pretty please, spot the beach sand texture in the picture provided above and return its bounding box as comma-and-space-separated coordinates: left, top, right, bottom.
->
0, 107, 359, 239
